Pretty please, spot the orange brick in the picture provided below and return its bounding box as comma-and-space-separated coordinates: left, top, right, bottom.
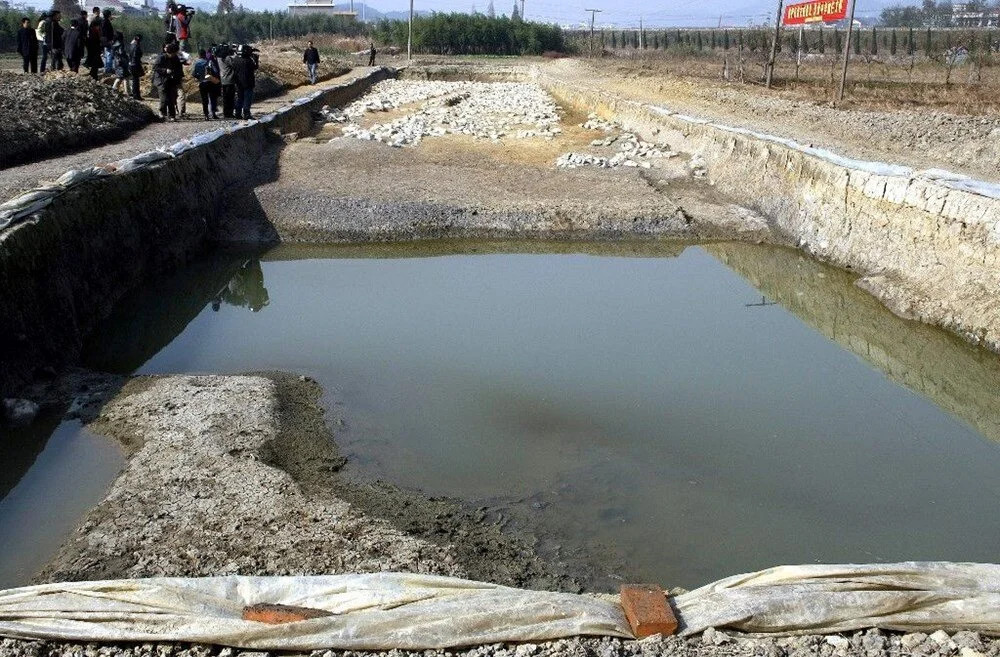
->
620, 584, 678, 639
242, 603, 334, 624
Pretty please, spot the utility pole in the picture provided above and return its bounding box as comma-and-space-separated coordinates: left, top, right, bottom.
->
585, 8, 602, 57
407, 0, 414, 60
765, 0, 784, 88
796, 24, 803, 80
639, 16, 644, 50
838, 0, 858, 101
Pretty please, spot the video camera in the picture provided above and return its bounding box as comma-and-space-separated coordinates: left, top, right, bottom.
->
168, 2, 195, 17
211, 43, 259, 64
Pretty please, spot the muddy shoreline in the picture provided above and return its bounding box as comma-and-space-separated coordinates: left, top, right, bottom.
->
36, 371, 601, 593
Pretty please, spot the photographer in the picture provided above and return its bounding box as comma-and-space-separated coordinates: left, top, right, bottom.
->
174, 4, 193, 51
232, 44, 258, 120
153, 41, 183, 121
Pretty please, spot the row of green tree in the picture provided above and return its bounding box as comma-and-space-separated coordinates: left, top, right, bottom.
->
567, 26, 999, 57
0, 8, 361, 53
370, 13, 564, 55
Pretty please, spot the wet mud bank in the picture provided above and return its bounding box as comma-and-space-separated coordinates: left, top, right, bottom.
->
534, 66, 1000, 354
38, 371, 590, 592
0, 68, 393, 397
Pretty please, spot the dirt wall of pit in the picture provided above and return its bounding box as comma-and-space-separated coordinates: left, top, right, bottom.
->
0, 68, 394, 396
535, 67, 1000, 354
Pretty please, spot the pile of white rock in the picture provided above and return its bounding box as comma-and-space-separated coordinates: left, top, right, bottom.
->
556, 118, 678, 170
326, 80, 563, 147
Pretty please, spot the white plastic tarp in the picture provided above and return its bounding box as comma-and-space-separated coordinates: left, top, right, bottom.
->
3, 564, 1000, 649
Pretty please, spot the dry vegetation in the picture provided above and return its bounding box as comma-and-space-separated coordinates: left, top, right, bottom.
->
599, 49, 1000, 114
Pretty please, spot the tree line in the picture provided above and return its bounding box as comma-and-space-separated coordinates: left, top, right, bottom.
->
370, 13, 564, 55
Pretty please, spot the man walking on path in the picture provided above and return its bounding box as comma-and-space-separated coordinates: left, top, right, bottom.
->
126, 34, 144, 99
17, 17, 38, 73
368, 42, 376, 66
303, 40, 320, 84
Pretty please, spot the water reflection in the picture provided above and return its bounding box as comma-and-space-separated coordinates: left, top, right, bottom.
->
212, 260, 270, 313
706, 242, 1000, 444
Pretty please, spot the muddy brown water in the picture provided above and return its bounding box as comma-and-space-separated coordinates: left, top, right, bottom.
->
4, 241, 1000, 590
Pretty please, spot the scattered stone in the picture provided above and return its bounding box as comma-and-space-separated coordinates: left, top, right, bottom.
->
324, 80, 562, 147
901, 633, 930, 650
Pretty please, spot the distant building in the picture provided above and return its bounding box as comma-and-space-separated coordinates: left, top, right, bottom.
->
84, 0, 157, 15
287, 0, 357, 18
952, 3, 1000, 27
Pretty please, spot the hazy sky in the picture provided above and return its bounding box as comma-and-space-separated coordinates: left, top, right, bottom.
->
272, 0, 896, 27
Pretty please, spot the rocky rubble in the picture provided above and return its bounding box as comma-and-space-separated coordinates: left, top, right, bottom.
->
4, 628, 1000, 657
318, 80, 562, 147
556, 114, 678, 170
0, 71, 155, 167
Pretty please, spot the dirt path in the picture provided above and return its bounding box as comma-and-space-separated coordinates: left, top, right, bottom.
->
0, 67, 376, 204
541, 59, 1000, 183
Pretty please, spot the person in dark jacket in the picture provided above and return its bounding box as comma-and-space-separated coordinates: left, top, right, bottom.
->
17, 17, 38, 73
303, 40, 319, 84
46, 11, 64, 71
368, 42, 376, 66
100, 9, 115, 74
85, 10, 102, 78
232, 44, 257, 120
153, 41, 183, 120
192, 49, 220, 119
219, 47, 236, 118
63, 18, 83, 72
126, 34, 143, 99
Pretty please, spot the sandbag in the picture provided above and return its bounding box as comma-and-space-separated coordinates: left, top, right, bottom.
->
4, 564, 1000, 649
0, 573, 631, 650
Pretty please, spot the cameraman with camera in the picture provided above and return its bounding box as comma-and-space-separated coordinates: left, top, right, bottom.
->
232, 44, 258, 120
165, 2, 193, 51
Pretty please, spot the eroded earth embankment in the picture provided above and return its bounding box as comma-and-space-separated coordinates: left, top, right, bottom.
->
0, 68, 392, 397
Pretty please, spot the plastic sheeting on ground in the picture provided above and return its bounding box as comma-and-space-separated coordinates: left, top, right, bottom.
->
3, 564, 1000, 649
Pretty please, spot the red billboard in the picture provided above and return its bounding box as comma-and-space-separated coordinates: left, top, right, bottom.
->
783, 0, 849, 24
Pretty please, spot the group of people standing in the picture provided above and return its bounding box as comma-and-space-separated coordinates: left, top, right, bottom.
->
15, 5, 257, 124
16, 8, 122, 79
152, 43, 257, 122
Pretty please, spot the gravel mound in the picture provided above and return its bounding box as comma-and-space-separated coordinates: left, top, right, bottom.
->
0, 71, 155, 168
